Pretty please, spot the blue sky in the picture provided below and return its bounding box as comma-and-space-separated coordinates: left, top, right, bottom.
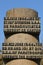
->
0, 0, 43, 49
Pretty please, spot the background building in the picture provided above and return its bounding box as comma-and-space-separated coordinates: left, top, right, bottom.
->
2, 8, 43, 65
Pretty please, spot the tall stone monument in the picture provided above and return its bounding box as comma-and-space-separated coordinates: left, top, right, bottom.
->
2, 8, 43, 65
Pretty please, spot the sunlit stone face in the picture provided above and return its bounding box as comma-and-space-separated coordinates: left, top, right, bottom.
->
5, 33, 38, 43
6, 59, 38, 65
6, 8, 38, 18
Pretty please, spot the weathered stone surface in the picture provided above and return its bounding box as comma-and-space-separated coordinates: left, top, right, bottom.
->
6, 8, 38, 17
5, 33, 38, 43
2, 8, 42, 65
6, 59, 38, 65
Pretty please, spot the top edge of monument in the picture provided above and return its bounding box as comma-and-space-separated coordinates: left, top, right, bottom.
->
6, 8, 38, 18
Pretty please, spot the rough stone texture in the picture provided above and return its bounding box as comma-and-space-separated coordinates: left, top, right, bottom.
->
6, 8, 38, 17
6, 59, 38, 65
5, 33, 38, 43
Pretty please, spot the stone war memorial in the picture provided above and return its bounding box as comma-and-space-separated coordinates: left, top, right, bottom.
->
0, 8, 43, 65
